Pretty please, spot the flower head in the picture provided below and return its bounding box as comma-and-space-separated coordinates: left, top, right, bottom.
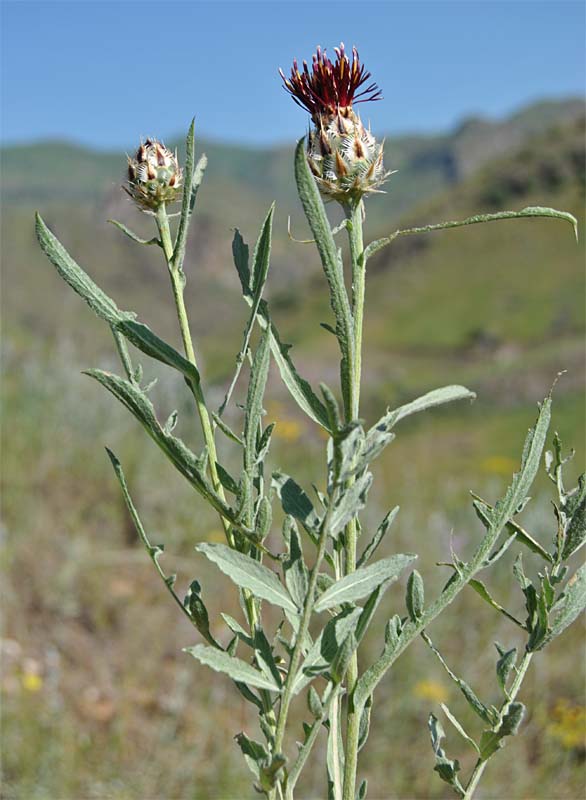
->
280, 43, 382, 123
125, 138, 182, 211
281, 44, 390, 204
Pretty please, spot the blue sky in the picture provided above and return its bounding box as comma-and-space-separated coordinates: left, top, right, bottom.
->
1, 0, 584, 149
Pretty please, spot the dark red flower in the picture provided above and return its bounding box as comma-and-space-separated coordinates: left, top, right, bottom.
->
279, 43, 382, 120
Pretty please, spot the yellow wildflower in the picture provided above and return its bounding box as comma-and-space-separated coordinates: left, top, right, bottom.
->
481, 455, 518, 476
21, 658, 43, 693
548, 699, 586, 750
413, 679, 449, 704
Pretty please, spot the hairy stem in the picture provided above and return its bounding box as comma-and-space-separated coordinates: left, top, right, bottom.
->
155, 208, 229, 526
464, 651, 534, 799
273, 504, 335, 760
155, 206, 262, 637
342, 199, 366, 800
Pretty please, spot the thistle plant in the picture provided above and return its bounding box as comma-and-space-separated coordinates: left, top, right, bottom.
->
35, 43, 584, 800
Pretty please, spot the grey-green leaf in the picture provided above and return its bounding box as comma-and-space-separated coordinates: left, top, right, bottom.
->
536, 562, 586, 649
328, 472, 373, 537
36, 213, 127, 326
440, 704, 480, 754
244, 329, 271, 476
562, 480, 586, 560
366, 385, 476, 449
184, 644, 280, 691
196, 542, 298, 613
292, 607, 362, 695
357, 506, 399, 568
314, 554, 416, 613
272, 472, 322, 533
406, 570, 425, 621
365, 206, 578, 263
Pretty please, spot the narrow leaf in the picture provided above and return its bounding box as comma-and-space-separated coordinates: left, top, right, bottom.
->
36, 213, 126, 326
219, 207, 274, 417
244, 329, 270, 475
173, 119, 207, 269
292, 607, 362, 695
272, 472, 322, 533
196, 542, 298, 613
294, 138, 355, 412
357, 506, 399, 568
184, 644, 280, 691
88, 370, 240, 526
107, 219, 161, 246
536, 562, 586, 649
406, 570, 425, 621
440, 704, 480, 754
314, 554, 416, 612
328, 472, 373, 537
364, 206, 578, 263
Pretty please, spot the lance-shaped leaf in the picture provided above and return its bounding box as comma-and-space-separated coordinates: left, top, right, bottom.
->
36, 213, 128, 326
533, 562, 586, 650
291, 607, 362, 695
244, 329, 270, 477
562, 477, 586, 560
196, 542, 298, 614
257, 300, 330, 430
468, 578, 525, 628
184, 645, 280, 691
235, 733, 269, 779
107, 219, 161, 246
173, 119, 207, 270
282, 517, 309, 611
440, 704, 480, 754
118, 319, 201, 386
272, 472, 322, 534
490, 396, 552, 529
422, 633, 498, 725
472, 493, 552, 563
294, 138, 355, 412
357, 506, 399, 568
87, 370, 243, 526
364, 206, 578, 263
363, 385, 476, 464
314, 554, 416, 613
36, 213, 206, 390
328, 471, 373, 537
218, 207, 274, 416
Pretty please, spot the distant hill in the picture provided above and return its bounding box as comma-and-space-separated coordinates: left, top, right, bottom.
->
2, 97, 583, 219
274, 113, 585, 417
2, 97, 584, 413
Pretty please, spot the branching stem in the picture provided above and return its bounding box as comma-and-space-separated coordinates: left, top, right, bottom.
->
273, 501, 336, 765
463, 651, 534, 799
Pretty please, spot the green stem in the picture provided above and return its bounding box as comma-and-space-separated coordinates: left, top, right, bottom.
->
463, 651, 534, 800
155, 206, 233, 542
346, 200, 366, 412
342, 199, 366, 800
155, 205, 262, 639
273, 503, 335, 758
286, 684, 338, 799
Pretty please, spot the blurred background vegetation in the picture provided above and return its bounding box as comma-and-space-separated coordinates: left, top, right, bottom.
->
2, 98, 585, 799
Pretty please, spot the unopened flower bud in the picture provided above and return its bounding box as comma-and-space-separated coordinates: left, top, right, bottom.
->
125, 138, 182, 211
280, 43, 390, 204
